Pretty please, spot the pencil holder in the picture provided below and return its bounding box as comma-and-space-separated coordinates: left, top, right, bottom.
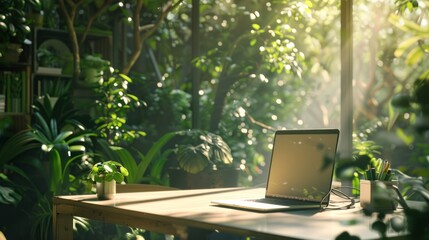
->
360, 180, 398, 213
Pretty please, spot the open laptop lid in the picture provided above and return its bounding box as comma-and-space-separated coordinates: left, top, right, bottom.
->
265, 129, 339, 206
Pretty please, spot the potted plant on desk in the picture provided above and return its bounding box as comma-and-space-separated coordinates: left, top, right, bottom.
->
168, 130, 239, 189
88, 160, 129, 200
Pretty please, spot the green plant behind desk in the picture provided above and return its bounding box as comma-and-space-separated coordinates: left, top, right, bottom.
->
93, 69, 146, 145
105, 131, 177, 185
30, 94, 95, 195
173, 129, 234, 174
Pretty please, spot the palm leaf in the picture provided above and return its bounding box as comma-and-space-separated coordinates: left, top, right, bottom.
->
49, 149, 62, 194
111, 146, 138, 183
33, 112, 53, 141
136, 131, 177, 181
0, 130, 39, 166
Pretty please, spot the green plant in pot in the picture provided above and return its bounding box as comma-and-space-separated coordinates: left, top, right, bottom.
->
0, 0, 31, 61
88, 160, 129, 200
38, 79, 71, 107
169, 130, 238, 189
81, 54, 110, 84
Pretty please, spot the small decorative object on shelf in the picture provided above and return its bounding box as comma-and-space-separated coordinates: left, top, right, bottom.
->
88, 160, 129, 200
360, 159, 398, 213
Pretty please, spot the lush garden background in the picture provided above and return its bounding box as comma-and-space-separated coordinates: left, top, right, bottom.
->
1, 0, 428, 239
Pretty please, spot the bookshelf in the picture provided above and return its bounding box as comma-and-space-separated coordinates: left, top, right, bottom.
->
0, 63, 31, 132
0, 28, 112, 133
31, 27, 112, 101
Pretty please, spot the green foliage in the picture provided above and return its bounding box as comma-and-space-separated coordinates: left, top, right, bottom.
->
88, 160, 129, 183
0, 173, 22, 205
387, 1, 429, 173
91, 131, 177, 185
81, 54, 110, 70
94, 69, 146, 145
363, 169, 429, 239
45, 79, 71, 97
0, 128, 40, 209
26, 95, 95, 238
0, 129, 39, 166
30, 94, 95, 195
0, 0, 31, 45
112, 131, 177, 184
354, 140, 383, 159
26, 0, 42, 12
40, 0, 59, 29
37, 47, 62, 68
30, 194, 52, 240
174, 130, 233, 174
132, 78, 192, 137
395, 0, 421, 14
0, 94, 95, 239
388, 1, 429, 132
125, 227, 146, 240
389, 13, 429, 72
153, 0, 327, 185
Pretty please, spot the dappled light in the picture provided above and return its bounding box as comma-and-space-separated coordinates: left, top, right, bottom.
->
1, 0, 429, 239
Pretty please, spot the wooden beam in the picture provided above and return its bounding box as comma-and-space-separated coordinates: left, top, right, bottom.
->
340, 0, 353, 159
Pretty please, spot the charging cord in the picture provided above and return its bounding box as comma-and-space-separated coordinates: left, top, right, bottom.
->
320, 187, 360, 210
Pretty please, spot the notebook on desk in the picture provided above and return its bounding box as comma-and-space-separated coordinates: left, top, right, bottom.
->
211, 129, 340, 212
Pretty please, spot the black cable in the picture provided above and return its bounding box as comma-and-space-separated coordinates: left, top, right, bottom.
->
320, 186, 360, 210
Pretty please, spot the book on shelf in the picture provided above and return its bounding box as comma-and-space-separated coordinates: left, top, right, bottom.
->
0, 71, 26, 113
0, 94, 5, 113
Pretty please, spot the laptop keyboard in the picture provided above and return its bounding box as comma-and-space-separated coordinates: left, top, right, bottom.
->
244, 198, 318, 206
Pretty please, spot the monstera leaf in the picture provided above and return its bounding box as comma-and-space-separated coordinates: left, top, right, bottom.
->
175, 130, 233, 174
177, 144, 210, 174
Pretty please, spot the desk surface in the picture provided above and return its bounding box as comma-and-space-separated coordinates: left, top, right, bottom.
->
53, 187, 406, 240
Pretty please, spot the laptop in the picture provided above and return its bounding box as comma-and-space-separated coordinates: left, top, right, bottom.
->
211, 129, 340, 212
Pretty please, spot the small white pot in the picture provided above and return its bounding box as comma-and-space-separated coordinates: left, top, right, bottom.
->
96, 180, 116, 200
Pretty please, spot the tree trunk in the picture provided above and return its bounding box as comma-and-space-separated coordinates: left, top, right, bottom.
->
58, 0, 83, 82
209, 75, 236, 132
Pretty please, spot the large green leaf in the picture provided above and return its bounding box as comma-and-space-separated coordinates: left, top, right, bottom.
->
0, 185, 21, 205
139, 131, 177, 176
395, 34, 429, 57
110, 131, 177, 184
0, 130, 39, 166
49, 149, 62, 194
111, 146, 137, 183
177, 144, 210, 174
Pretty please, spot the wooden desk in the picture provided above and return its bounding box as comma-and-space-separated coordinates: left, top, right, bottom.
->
53, 187, 406, 240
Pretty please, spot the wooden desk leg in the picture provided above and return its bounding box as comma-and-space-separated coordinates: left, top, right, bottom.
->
52, 204, 73, 240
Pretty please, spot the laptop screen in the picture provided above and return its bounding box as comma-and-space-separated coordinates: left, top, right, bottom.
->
265, 129, 339, 204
